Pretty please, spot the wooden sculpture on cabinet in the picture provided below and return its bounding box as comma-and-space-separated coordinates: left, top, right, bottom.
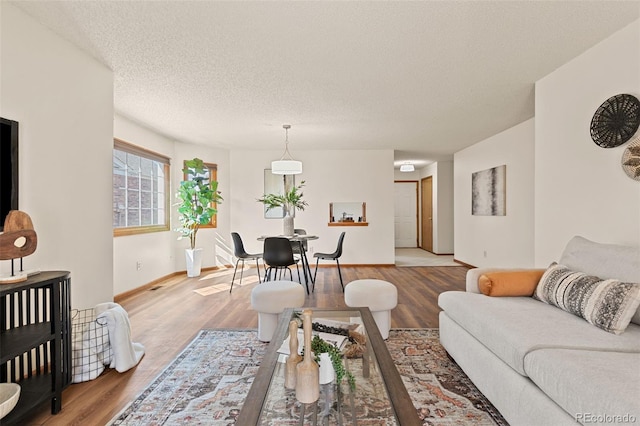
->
0, 210, 37, 283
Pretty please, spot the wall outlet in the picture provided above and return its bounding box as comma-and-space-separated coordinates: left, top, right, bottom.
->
136, 261, 142, 270
483, 250, 487, 258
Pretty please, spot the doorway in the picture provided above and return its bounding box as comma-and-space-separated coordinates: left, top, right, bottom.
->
421, 176, 433, 252
394, 181, 418, 247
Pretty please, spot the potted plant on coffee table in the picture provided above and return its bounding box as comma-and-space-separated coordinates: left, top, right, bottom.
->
257, 181, 308, 236
175, 158, 223, 277
311, 334, 356, 390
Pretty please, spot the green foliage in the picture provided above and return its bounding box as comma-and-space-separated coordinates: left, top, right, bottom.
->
311, 334, 356, 391
175, 158, 223, 249
257, 181, 308, 214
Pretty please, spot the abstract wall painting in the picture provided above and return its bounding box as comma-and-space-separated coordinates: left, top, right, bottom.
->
472, 165, 506, 216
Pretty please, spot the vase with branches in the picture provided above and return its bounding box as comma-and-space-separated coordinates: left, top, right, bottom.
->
258, 180, 307, 236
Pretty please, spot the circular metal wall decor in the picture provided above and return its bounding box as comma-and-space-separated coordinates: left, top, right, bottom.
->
590, 94, 640, 148
621, 136, 640, 181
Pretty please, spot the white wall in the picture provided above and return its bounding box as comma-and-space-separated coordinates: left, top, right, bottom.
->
113, 115, 176, 295
434, 161, 454, 254
1, 3, 114, 308
535, 20, 640, 266
421, 163, 437, 251
416, 161, 455, 254
230, 149, 395, 265
454, 119, 535, 267
393, 169, 420, 180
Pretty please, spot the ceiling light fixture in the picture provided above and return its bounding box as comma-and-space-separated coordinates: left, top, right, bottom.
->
271, 124, 302, 175
400, 163, 415, 172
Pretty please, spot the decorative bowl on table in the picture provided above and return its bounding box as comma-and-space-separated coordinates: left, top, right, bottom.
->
0, 383, 21, 419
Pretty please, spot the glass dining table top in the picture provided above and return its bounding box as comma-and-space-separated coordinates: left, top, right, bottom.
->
236, 307, 421, 426
257, 234, 319, 241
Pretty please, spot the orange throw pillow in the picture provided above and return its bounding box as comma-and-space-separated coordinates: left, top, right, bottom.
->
478, 270, 546, 297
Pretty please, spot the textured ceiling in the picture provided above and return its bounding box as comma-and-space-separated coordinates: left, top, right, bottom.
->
12, 1, 640, 166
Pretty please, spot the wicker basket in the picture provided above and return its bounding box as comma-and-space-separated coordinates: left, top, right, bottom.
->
70, 308, 112, 383
590, 94, 640, 148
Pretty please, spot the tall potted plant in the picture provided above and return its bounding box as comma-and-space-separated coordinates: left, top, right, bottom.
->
175, 158, 223, 277
258, 181, 308, 236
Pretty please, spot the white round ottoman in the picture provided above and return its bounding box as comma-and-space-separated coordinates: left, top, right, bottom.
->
251, 280, 305, 342
344, 279, 397, 339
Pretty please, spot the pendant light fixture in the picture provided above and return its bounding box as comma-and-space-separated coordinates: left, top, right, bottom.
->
271, 124, 302, 175
400, 162, 415, 172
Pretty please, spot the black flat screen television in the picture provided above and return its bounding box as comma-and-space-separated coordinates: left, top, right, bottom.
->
0, 117, 19, 232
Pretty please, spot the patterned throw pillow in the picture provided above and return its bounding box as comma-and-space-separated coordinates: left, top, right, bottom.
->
534, 263, 640, 334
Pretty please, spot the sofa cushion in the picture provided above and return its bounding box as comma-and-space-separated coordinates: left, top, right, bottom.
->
534, 263, 640, 334
438, 291, 640, 376
478, 270, 545, 297
524, 349, 640, 423
560, 236, 640, 325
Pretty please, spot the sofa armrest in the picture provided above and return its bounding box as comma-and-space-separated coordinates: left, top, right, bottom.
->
465, 268, 529, 293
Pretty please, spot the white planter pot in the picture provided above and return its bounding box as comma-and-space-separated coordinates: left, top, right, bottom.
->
318, 352, 335, 384
185, 248, 203, 277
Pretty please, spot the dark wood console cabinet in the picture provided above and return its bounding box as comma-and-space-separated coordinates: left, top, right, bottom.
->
0, 271, 71, 424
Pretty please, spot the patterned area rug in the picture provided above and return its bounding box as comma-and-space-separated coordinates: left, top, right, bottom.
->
109, 329, 508, 425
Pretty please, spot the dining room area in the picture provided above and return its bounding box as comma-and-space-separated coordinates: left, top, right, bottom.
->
220, 146, 397, 280
222, 141, 387, 284
231, 230, 337, 294
228, 164, 364, 298
112, 119, 399, 303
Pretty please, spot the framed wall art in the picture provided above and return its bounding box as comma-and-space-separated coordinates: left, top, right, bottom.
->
472, 165, 506, 216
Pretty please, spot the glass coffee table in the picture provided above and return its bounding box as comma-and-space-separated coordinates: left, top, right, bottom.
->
236, 307, 421, 425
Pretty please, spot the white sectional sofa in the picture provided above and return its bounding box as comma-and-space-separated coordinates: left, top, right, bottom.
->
438, 236, 640, 425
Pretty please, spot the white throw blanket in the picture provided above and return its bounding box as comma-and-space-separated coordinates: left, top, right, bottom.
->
95, 302, 145, 373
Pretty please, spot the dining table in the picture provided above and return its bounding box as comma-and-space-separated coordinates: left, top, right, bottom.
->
258, 234, 319, 293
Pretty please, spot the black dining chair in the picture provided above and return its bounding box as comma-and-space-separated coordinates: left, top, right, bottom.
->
291, 228, 308, 259
313, 232, 346, 292
263, 237, 302, 286
230, 232, 262, 293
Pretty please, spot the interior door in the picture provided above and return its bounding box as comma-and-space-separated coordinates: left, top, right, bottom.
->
394, 181, 418, 247
421, 176, 433, 252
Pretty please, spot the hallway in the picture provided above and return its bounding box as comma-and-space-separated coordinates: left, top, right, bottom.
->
394, 248, 459, 267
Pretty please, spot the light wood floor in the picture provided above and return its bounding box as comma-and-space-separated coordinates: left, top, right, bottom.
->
26, 264, 468, 425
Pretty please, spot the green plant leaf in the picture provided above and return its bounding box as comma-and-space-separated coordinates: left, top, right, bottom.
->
310, 334, 355, 391
257, 180, 308, 212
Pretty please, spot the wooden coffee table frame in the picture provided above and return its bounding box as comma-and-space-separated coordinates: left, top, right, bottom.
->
236, 307, 421, 425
